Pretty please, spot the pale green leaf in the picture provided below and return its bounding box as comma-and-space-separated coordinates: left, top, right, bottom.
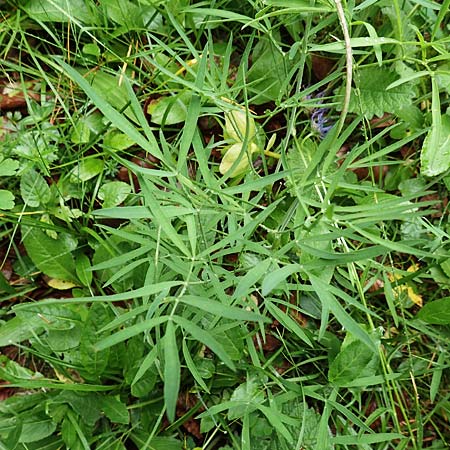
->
0, 190, 15, 210
98, 181, 131, 208
20, 169, 51, 207
420, 78, 450, 176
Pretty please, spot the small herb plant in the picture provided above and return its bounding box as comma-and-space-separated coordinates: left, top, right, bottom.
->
0, 0, 449, 449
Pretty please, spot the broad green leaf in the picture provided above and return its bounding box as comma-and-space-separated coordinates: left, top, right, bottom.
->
0, 156, 19, 176
328, 340, 378, 386
20, 169, 51, 207
79, 303, 112, 380
98, 181, 131, 208
100, 396, 129, 424
246, 37, 292, 104
147, 92, 191, 125
164, 321, 180, 423
51, 392, 102, 427
341, 67, 415, 119
420, 77, 450, 176
103, 131, 135, 150
70, 120, 91, 144
0, 190, 15, 210
75, 253, 92, 287
228, 378, 265, 420
69, 158, 104, 182
417, 297, 450, 324
84, 69, 139, 123
101, 0, 145, 27
19, 413, 56, 443
23, 0, 93, 23
82, 43, 100, 57
21, 226, 78, 283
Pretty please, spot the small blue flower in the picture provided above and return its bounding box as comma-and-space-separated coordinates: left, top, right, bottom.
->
307, 90, 333, 139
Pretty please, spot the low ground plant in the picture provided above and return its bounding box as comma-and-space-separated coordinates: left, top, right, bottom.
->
0, 0, 449, 449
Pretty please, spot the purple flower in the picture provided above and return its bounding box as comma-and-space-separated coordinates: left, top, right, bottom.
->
307, 90, 333, 138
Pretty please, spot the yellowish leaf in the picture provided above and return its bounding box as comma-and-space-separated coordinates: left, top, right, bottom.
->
47, 278, 78, 290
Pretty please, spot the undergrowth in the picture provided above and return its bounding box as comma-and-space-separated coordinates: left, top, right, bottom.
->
0, 0, 450, 449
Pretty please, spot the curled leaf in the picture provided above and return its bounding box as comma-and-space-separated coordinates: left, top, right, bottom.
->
219, 142, 259, 177
224, 109, 256, 142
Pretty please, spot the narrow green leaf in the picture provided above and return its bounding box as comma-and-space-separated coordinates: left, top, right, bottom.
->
164, 321, 180, 422
310, 275, 376, 351
173, 316, 235, 370
56, 60, 165, 163
95, 316, 169, 351
430, 351, 445, 403
182, 340, 210, 393
262, 264, 302, 296
265, 301, 314, 347
13, 282, 182, 308
332, 433, 405, 445
179, 295, 268, 322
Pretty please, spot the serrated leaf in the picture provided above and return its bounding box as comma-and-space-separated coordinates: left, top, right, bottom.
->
344, 67, 415, 119
0, 156, 19, 176
328, 339, 378, 386
79, 304, 112, 380
21, 169, 51, 207
417, 297, 450, 324
100, 396, 129, 424
21, 226, 78, 282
